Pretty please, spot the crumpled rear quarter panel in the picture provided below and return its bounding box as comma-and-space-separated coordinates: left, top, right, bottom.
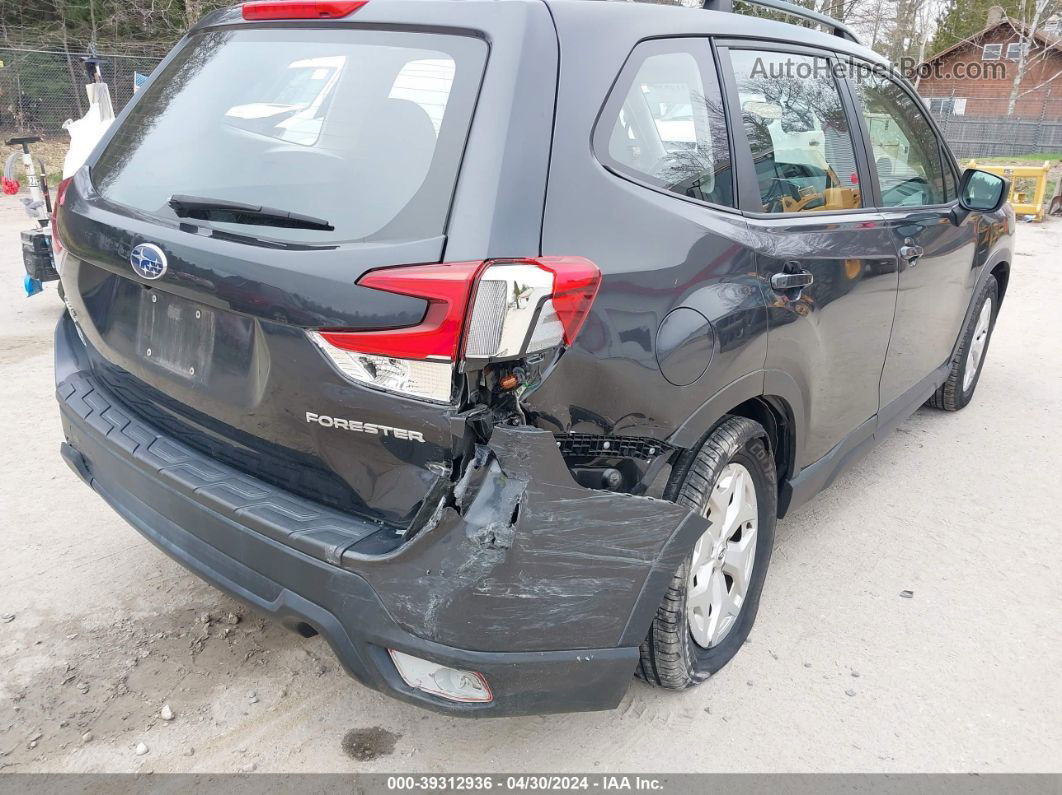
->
346, 425, 708, 652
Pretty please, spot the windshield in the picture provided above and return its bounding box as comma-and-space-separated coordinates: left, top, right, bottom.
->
91, 28, 486, 244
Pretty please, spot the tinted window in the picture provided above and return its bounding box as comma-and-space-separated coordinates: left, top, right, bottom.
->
852, 73, 947, 207
92, 29, 485, 244
599, 41, 733, 207
727, 50, 862, 214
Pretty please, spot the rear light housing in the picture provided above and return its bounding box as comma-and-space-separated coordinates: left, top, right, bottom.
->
50, 176, 72, 254
312, 257, 600, 403
241, 0, 367, 20
321, 261, 484, 362
388, 649, 492, 703
464, 257, 601, 358
308, 335, 455, 403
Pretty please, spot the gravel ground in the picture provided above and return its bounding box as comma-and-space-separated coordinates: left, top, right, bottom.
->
0, 201, 1059, 774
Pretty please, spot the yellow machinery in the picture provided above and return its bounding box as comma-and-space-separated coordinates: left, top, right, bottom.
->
965, 159, 1052, 222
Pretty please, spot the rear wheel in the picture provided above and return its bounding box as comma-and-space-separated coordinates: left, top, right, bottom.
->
928, 276, 998, 412
638, 416, 777, 689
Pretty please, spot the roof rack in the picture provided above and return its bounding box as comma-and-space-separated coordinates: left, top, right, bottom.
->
702, 0, 863, 45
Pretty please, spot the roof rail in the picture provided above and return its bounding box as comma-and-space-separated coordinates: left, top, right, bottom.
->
703, 0, 863, 45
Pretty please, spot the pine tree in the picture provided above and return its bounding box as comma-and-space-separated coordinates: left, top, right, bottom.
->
930, 0, 1021, 55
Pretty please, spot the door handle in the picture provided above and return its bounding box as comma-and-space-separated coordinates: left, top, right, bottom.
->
771, 270, 814, 291
899, 238, 924, 264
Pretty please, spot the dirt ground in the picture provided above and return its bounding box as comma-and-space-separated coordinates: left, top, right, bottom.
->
0, 201, 1059, 774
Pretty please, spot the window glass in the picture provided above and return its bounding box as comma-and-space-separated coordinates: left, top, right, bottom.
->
1006, 42, 1026, 60
928, 96, 966, 115
727, 49, 862, 214
982, 44, 1002, 60
852, 72, 947, 207
602, 45, 733, 207
92, 29, 485, 244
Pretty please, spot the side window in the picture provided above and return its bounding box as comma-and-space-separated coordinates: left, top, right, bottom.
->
726, 49, 862, 214
598, 41, 734, 207
852, 72, 947, 207
1006, 42, 1027, 60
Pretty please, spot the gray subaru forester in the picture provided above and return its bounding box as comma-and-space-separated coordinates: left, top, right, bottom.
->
53, 0, 1013, 715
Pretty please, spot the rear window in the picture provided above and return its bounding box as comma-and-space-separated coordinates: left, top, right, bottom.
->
92, 28, 486, 244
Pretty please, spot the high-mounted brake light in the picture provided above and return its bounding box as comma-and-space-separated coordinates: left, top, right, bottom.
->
312, 257, 600, 403
241, 0, 368, 20
50, 176, 72, 254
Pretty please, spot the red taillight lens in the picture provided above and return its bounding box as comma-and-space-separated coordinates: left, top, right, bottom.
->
536, 256, 601, 345
241, 0, 367, 20
51, 176, 72, 254
318, 261, 484, 361
314, 257, 600, 401
321, 257, 601, 361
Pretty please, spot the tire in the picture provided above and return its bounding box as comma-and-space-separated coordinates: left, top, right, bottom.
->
638, 416, 777, 690
927, 276, 999, 412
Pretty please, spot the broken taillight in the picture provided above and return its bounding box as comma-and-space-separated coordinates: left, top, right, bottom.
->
311, 257, 601, 402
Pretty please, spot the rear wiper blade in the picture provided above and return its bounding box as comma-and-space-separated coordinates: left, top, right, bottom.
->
168, 195, 334, 231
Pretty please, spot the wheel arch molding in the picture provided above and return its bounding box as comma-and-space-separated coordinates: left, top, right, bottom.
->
667, 369, 803, 499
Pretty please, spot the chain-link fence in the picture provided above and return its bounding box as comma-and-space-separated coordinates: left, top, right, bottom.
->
0, 44, 165, 135
922, 89, 1062, 158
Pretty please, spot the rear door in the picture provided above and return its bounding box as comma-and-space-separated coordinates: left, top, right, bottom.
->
717, 43, 899, 468
536, 31, 769, 446
57, 4, 558, 529
844, 66, 978, 412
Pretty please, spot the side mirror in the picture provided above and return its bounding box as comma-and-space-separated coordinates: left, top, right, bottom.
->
959, 168, 1008, 213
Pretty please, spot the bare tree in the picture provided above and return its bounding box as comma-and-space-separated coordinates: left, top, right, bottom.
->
859, 0, 891, 49
843, 0, 945, 62
1007, 0, 1057, 113
911, 0, 944, 86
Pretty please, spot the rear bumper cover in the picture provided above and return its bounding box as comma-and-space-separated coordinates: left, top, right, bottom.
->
55, 313, 705, 716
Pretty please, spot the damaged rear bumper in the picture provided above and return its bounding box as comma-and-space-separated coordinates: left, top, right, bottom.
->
54, 314, 706, 716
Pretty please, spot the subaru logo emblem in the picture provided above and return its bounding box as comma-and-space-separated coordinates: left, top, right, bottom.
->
130, 243, 168, 280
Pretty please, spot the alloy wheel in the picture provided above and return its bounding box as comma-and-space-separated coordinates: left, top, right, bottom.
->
963, 297, 993, 392
687, 463, 758, 649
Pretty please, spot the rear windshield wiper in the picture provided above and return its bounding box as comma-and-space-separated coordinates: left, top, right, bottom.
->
168, 195, 334, 231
